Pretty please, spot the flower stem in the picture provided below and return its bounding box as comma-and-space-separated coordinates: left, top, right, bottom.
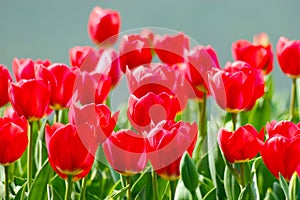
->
27, 121, 34, 191
80, 177, 87, 200
65, 175, 73, 200
5, 165, 9, 200
126, 176, 131, 200
231, 112, 237, 131
54, 110, 59, 123
289, 78, 297, 121
240, 163, 245, 187
169, 180, 177, 200
152, 170, 159, 200
191, 190, 198, 200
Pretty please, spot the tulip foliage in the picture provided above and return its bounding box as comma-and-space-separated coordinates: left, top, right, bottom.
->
1, 5, 300, 200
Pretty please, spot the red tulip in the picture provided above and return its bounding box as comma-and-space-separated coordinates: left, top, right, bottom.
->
208, 61, 264, 112
218, 124, 264, 163
69, 103, 119, 146
69, 46, 102, 69
88, 6, 121, 47
12, 58, 51, 81
127, 92, 179, 132
261, 120, 300, 180
232, 33, 273, 74
154, 32, 190, 65
126, 64, 191, 111
0, 116, 28, 165
46, 123, 95, 181
276, 36, 300, 78
119, 34, 152, 73
36, 63, 77, 110
187, 45, 220, 99
3, 107, 20, 119
0, 65, 12, 107
103, 129, 147, 176
147, 120, 198, 180
8, 79, 50, 121
72, 71, 111, 105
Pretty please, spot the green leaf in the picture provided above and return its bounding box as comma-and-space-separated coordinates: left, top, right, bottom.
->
14, 182, 27, 200
224, 166, 241, 200
196, 152, 211, 179
272, 182, 285, 200
107, 184, 129, 200
28, 160, 51, 200
202, 187, 216, 200
264, 188, 279, 200
279, 174, 289, 200
174, 179, 202, 200
288, 172, 300, 200
198, 175, 214, 197
238, 183, 252, 200
180, 152, 199, 192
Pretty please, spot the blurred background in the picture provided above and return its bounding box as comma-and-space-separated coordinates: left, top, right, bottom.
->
1, 0, 299, 100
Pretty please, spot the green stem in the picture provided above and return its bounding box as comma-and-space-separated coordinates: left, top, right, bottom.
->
289, 78, 297, 121
65, 175, 73, 200
152, 170, 159, 200
225, 161, 241, 185
54, 110, 59, 123
240, 163, 245, 187
5, 165, 9, 200
231, 112, 237, 131
169, 180, 177, 200
80, 177, 87, 200
192, 94, 207, 161
126, 176, 131, 200
191, 190, 197, 200
27, 121, 34, 190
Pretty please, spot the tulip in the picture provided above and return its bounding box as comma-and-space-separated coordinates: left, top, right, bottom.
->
0, 116, 28, 165
154, 32, 190, 65
126, 64, 191, 111
276, 37, 300, 78
68, 103, 119, 147
103, 129, 147, 176
0, 65, 12, 107
208, 61, 264, 112
218, 124, 264, 163
187, 45, 220, 99
69, 46, 102, 69
88, 6, 121, 47
232, 32, 273, 74
72, 71, 111, 105
261, 120, 300, 180
119, 34, 152, 73
46, 123, 95, 181
8, 79, 50, 121
127, 92, 179, 132
36, 63, 77, 110
3, 107, 19, 119
147, 120, 198, 180
12, 58, 51, 81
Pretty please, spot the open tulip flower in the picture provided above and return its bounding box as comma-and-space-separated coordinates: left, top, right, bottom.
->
46, 123, 95, 181
232, 32, 273, 75
0, 64, 12, 107
261, 120, 300, 180
69, 103, 119, 148
36, 63, 77, 110
0, 116, 28, 165
154, 32, 190, 65
103, 129, 147, 176
88, 6, 121, 47
147, 120, 198, 180
276, 36, 300, 78
127, 92, 180, 132
218, 124, 264, 163
69, 46, 102, 69
8, 79, 51, 121
119, 34, 152, 73
208, 61, 265, 112
12, 57, 51, 81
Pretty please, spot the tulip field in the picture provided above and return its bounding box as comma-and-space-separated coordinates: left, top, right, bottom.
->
1, 4, 300, 200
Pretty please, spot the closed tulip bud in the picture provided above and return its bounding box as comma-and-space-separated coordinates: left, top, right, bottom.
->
0, 65, 12, 107
8, 79, 50, 121
276, 37, 300, 78
0, 116, 28, 165
103, 129, 147, 176
218, 124, 264, 163
88, 6, 121, 47
261, 120, 300, 180
46, 123, 95, 181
